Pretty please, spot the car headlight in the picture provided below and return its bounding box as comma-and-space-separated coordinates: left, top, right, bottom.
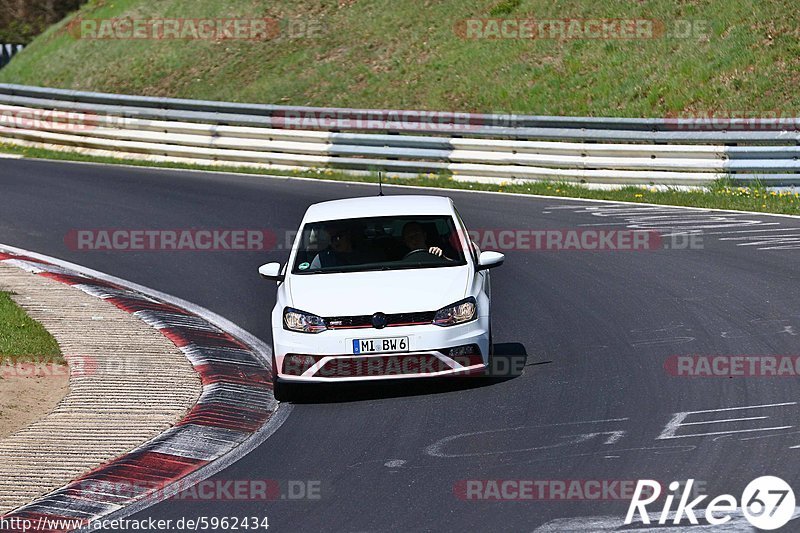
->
283, 307, 327, 333
433, 297, 477, 327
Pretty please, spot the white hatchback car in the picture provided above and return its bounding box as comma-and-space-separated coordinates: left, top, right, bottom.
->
259, 195, 504, 399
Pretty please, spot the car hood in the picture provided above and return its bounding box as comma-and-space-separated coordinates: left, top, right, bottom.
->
287, 266, 470, 316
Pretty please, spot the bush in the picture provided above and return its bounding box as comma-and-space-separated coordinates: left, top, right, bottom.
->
0, 0, 86, 43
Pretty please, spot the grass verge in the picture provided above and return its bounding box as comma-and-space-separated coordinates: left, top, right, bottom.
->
1, 1, 799, 116
2, 141, 800, 215
0, 291, 63, 365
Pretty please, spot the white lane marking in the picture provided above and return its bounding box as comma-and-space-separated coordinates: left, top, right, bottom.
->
718, 323, 800, 340
394, 445, 697, 471
750, 318, 796, 324
609, 215, 740, 223
425, 419, 629, 458
736, 429, 800, 442
693, 428, 797, 439
578, 219, 762, 228
582, 207, 704, 215
630, 323, 687, 333
679, 227, 792, 236
631, 337, 695, 346
678, 416, 769, 426
721, 233, 800, 242
632, 221, 767, 230
562, 204, 800, 249
599, 431, 626, 445
591, 220, 772, 231
758, 244, 800, 250
657, 403, 796, 440
664, 402, 797, 414
720, 235, 800, 250
661, 227, 789, 239
720, 331, 749, 339
629, 324, 695, 346
0, 242, 292, 531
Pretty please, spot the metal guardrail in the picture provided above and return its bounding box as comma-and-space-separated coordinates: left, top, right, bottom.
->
0, 45, 24, 70
0, 84, 798, 186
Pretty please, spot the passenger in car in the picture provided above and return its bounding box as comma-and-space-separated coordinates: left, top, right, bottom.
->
310, 225, 371, 269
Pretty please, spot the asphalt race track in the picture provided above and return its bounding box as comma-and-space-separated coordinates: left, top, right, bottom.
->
2, 158, 800, 531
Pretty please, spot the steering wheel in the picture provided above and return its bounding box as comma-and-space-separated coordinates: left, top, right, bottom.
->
402, 248, 431, 260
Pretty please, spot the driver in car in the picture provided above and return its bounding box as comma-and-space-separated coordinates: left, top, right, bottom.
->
401, 221, 448, 259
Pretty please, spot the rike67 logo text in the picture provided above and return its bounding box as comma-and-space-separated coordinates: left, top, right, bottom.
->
626, 477, 796, 530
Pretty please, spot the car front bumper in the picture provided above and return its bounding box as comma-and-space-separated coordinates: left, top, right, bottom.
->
272, 316, 490, 383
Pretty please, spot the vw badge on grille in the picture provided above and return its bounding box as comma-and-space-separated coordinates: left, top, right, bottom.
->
371, 312, 388, 329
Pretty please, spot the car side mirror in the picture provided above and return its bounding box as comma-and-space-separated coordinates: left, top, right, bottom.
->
476, 251, 504, 271
258, 262, 284, 282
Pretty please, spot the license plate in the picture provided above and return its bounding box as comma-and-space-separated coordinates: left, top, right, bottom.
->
352, 337, 409, 354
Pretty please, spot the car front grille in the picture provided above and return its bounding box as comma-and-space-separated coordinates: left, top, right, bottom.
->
281, 345, 485, 378
316, 354, 449, 377
324, 311, 437, 329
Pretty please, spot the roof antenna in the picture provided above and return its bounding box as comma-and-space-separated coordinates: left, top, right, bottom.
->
378, 171, 385, 196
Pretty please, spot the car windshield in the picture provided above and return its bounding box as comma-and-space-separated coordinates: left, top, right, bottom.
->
291, 215, 467, 274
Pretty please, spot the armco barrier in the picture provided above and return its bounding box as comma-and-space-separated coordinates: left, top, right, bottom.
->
0, 84, 799, 185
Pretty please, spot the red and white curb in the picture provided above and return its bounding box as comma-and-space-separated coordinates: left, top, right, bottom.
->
0, 244, 289, 532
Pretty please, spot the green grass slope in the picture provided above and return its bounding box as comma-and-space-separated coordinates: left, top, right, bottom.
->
0, 291, 62, 363
0, 0, 798, 116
